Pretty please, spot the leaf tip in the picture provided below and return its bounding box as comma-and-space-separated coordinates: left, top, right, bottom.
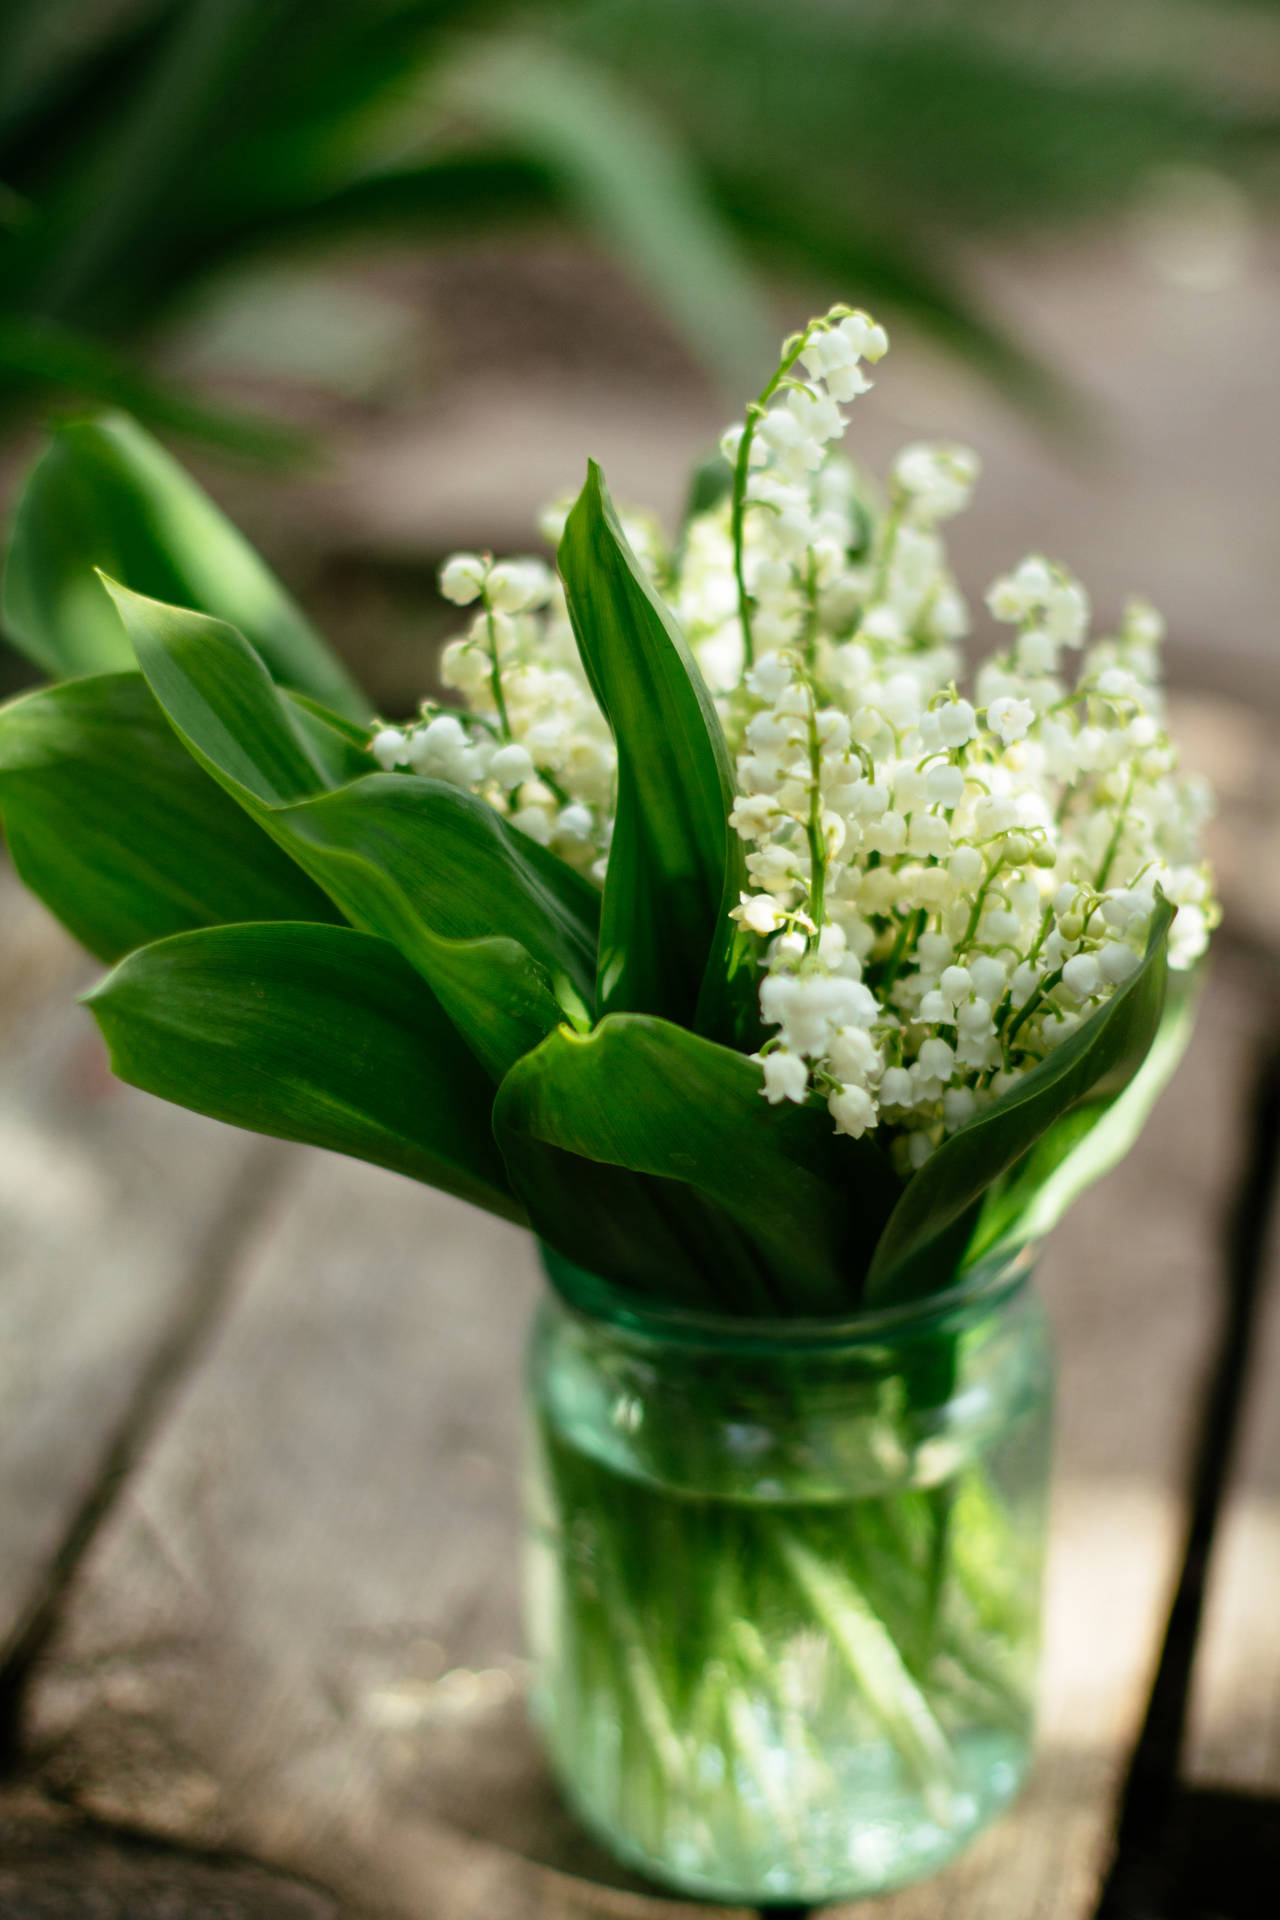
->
95, 569, 132, 613
78, 963, 119, 1013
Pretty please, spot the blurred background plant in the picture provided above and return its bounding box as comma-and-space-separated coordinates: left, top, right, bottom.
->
2, 0, 1276, 450
2, 0, 1278, 711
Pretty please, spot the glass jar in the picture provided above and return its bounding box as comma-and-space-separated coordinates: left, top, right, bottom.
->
524, 1244, 1053, 1905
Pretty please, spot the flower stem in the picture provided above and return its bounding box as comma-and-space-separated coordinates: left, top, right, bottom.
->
771, 1521, 961, 1814
482, 600, 512, 739
1095, 767, 1137, 891
731, 332, 812, 668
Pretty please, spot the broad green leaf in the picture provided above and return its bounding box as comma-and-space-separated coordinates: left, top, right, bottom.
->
2, 413, 363, 713
558, 460, 754, 1041
86, 921, 522, 1222
0, 672, 338, 962
529, 1157, 799, 1315
866, 898, 1175, 1305
107, 583, 600, 1080
104, 581, 331, 805
274, 776, 600, 1079
966, 964, 1203, 1263
494, 1013, 899, 1314
278, 776, 599, 975
283, 691, 381, 786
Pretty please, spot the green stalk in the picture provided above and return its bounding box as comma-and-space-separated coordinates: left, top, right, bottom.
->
531, 1353, 1042, 1896
771, 1522, 961, 1816
482, 602, 513, 739
731, 331, 813, 666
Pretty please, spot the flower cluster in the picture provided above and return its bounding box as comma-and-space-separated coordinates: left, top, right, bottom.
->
371, 305, 1217, 1166
369, 554, 613, 875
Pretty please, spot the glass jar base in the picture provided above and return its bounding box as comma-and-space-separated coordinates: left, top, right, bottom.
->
542, 1717, 1031, 1905
526, 1253, 1052, 1905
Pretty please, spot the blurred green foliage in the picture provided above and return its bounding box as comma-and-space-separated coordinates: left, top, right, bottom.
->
1, 0, 1276, 454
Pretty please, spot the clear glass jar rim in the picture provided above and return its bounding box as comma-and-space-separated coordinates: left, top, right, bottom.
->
538, 1239, 1038, 1355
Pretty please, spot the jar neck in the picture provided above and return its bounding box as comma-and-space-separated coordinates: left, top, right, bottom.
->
538, 1241, 1038, 1361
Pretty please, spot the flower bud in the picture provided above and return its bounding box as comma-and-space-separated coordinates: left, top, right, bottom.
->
490, 744, 536, 790
956, 995, 992, 1035
969, 956, 1007, 1001
370, 727, 409, 770
925, 763, 966, 808
1062, 952, 1101, 1000
948, 846, 985, 890
918, 1037, 955, 1082
1099, 941, 1140, 984
439, 553, 488, 605
880, 1067, 914, 1108
755, 1050, 809, 1105
829, 1083, 877, 1138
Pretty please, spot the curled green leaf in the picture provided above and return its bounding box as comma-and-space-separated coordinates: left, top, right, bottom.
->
559, 460, 755, 1043
0, 672, 338, 960
867, 897, 1175, 1305
495, 1012, 898, 1314
87, 921, 522, 1222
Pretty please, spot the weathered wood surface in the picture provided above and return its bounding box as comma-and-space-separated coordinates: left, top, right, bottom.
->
7, 937, 1262, 1917
0, 873, 280, 1672
1185, 1097, 1280, 1796
0, 1784, 341, 1917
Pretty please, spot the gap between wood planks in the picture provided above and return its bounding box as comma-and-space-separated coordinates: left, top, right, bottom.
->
0, 1142, 295, 1772
1094, 970, 1280, 1920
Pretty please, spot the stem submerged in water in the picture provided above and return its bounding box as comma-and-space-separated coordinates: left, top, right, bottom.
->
771, 1520, 962, 1819
529, 1413, 1042, 1902
525, 1275, 1052, 1904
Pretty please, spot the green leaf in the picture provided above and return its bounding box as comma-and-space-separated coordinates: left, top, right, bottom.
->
86, 921, 521, 1223
0, 672, 339, 962
558, 460, 754, 1041
494, 1013, 899, 1314
104, 580, 331, 805
283, 691, 381, 786
274, 775, 601, 1079
530, 1162, 768, 1314
2, 413, 363, 714
866, 898, 1176, 1305
106, 582, 600, 1081
967, 962, 1203, 1263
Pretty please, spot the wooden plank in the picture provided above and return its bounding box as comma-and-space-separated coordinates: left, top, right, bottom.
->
18, 960, 1262, 1919
0, 1785, 341, 1917
22, 1149, 749, 1919
1183, 1102, 1280, 1794
0, 869, 268, 1666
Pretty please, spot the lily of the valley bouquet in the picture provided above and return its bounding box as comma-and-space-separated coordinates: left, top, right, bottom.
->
0, 308, 1215, 1903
